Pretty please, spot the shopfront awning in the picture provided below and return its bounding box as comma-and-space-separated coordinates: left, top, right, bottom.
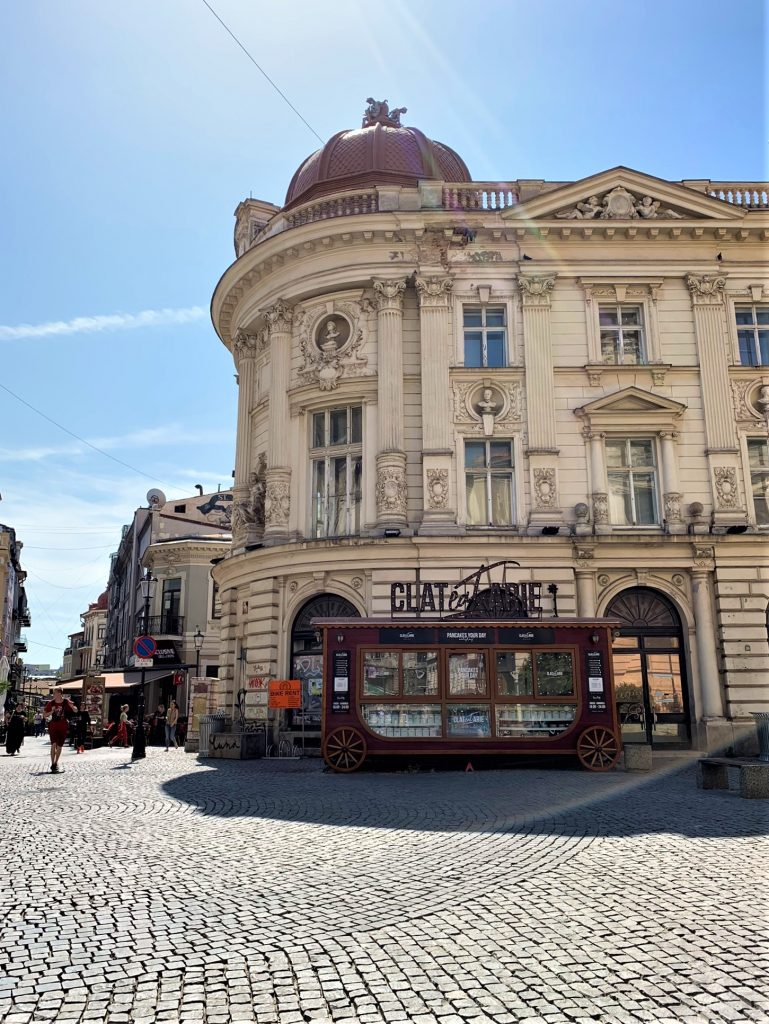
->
57, 670, 172, 692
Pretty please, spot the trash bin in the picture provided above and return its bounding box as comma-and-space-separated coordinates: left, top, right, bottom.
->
752, 712, 769, 763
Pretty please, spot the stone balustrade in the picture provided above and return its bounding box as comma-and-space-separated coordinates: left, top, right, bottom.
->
284, 190, 379, 228
442, 183, 519, 210
682, 180, 769, 209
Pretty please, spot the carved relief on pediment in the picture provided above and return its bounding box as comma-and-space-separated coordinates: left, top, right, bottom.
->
556, 186, 684, 220
297, 300, 369, 391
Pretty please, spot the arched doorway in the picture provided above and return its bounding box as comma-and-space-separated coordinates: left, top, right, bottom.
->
290, 594, 359, 734
606, 588, 691, 748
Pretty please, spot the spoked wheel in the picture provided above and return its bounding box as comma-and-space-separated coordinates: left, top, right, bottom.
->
323, 727, 367, 773
577, 726, 620, 772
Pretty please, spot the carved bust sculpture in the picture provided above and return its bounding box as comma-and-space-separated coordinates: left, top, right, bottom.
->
476, 387, 499, 437
320, 319, 340, 352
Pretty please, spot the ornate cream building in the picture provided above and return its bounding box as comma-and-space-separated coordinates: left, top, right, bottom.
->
211, 100, 769, 754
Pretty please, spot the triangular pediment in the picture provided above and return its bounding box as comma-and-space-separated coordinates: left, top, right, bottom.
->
576, 386, 686, 420
502, 167, 747, 222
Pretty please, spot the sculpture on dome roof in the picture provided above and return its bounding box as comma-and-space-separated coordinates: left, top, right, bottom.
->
362, 98, 408, 128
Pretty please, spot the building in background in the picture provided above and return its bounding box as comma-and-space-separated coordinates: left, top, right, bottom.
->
210, 100, 769, 755
0, 523, 31, 701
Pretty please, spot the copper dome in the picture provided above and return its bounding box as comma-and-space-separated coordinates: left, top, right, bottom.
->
284, 107, 471, 209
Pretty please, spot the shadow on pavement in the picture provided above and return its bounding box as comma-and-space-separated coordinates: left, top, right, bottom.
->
161, 754, 769, 839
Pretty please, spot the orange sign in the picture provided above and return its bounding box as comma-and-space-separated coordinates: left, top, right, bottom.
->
268, 679, 302, 709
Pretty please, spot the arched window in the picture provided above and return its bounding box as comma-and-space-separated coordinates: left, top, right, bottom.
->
290, 594, 359, 731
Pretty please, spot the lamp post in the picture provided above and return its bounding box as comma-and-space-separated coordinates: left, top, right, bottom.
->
131, 568, 157, 761
193, 627, 204, 678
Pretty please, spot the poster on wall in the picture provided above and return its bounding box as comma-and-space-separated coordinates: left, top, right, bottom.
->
81, 676, 106, 738
292, 654, 323, 726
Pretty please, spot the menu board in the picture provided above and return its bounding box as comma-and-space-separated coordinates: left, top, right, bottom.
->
332, 650, 350, 713
81, 677, 106, 738
586, 650, 606, 712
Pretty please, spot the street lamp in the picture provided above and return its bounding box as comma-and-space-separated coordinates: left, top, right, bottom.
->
193, 626, 204, 677
131, 568, 157, 761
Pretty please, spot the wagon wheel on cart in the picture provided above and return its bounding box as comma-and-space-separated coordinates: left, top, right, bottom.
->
576, 726, 620, 772
323, 727, 367, 773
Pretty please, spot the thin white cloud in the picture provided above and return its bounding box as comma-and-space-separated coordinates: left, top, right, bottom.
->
0, 305, 207, 341
0, 425, 233, 462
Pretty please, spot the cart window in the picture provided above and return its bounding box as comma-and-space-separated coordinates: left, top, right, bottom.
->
535, 652, 574, 697
363, 651, 399, 696
495, 704, 576, 738
447, 704, 492, 738
402, 651, 439, 696
362, 704, 442, 738
448, 652, 488, 696
496, 651, 533, 696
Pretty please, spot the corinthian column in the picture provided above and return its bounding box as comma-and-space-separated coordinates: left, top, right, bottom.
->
373, 279, 408, 530
416, 276, 458, 533
518, 274, 562, 532
232, 330, 262, 550
691, 568, 724, 721
264, 300, 293, 542
686, 274, 745, 527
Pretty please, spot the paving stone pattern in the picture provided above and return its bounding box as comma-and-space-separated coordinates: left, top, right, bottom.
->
1, 739, 767, 1024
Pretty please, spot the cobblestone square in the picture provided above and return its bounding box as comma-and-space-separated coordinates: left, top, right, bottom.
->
1, 740, 767, 1024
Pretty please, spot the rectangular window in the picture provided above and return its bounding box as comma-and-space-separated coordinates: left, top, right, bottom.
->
465, 441, 514, 526
402, 651, 439, 696
311, 405, 362, 538
447, 704, 492, 738
599, 305, 645, 365
161, 578, 182, 632
363, 651, 399, 696
496, 651, 533, 696
606, 438, 658, 525
448, 651, 488, 697
736, 305, 769, 367
463, 305, 506, 367
748, 438, 769, 525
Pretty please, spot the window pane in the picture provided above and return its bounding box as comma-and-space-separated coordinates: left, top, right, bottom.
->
756, 308, 769, 325
536, 651, 574, 696
490, 476, 513, 525
447, 704, 492, 738
738, 330, 756, 365
330, 409, 347, 445
599, 307, 619, 326
495, 704, 576, 738
465, 442, 486, 469
622, 330, 642, 364
403, 651, 439, 696
312, 460, 325, 537
489, 442, 512, 469
608, 473, 632, 525
486, 308, 505, 327
362, 704, 442, 738
749, 441, 769, 524
735, 307, 754, 325
312, 412, 325, 448
464, 333, 483, 367
466, 475, 487, 525
633, 474, 657, 524
600, 331, 619, 363
630, 440, 654, 467
331, 458, 346, 535
758, 331, 769, 365
463, 308, 483, 327
350, 406, 362, 444
486, 333, 505, 367
748, 439, 769, 469
448, 652, 487, 696
363, 651, 399, 696
350, 457, 362, 534
644, 636, 679, 649
605, 439, 626, 468
621, 307, 642, 326
496, 650, 533, 696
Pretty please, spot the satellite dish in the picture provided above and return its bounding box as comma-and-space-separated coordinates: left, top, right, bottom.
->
146, 488, 166, 509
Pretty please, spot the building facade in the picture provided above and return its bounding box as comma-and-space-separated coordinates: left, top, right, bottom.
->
211, 101, 769, 754
0, 524, 31, 692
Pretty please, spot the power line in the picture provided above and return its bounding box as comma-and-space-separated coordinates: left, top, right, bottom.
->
0, 381, 186, 492
200, 0, 325, 145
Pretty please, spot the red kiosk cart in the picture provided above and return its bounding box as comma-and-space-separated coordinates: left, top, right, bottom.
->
315, 562, 622, 773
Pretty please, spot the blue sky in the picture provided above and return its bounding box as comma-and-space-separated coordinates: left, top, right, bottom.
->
1, 0, 766, 665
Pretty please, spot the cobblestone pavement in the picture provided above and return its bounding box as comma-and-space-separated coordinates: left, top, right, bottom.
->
1, 739, 767, 1024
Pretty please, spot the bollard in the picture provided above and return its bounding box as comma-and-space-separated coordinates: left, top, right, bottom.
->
751, 712, 769, 763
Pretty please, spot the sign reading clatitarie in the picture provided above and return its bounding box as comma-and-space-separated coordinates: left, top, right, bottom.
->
390, 560, 543, 620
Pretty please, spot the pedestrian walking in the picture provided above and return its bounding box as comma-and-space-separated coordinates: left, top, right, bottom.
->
33, 711, 44, 737
165, 700, 179, 751
75, 707, 91, 753
154, 702, 166, 746
43, 689, 77, 773
110, 705, 130, 747
5, 705, 26, 756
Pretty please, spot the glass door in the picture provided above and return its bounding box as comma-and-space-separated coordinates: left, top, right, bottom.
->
612, 636, 690, 748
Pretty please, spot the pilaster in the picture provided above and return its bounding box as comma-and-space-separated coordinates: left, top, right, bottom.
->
416, 276, 459, 533
691, 564, 725, 723
264, 300, 293, 542
373, 278, 408, 530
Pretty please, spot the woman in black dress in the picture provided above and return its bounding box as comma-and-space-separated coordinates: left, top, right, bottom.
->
5, 705, 26, 756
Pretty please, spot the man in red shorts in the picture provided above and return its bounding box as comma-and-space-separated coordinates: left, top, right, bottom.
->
44, 687, 77, 774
